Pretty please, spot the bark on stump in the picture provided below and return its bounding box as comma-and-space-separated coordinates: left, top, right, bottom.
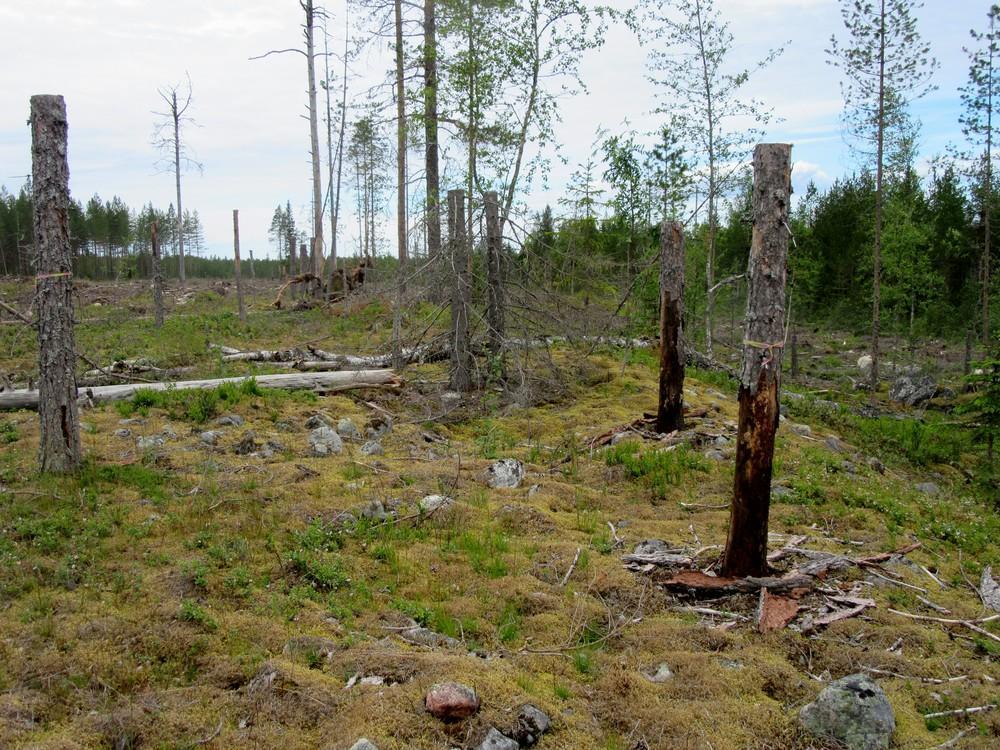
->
448, 189, 473, 391
656, 221, 685, 434
722, 143, 792, 578
31, 94, 81, 473
151, 220, 165, 328
233, 209, 247, 322
484, 191, 506, 380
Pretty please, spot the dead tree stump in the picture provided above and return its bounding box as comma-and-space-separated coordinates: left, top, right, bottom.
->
31, 94, 81, 473
484, 191, 506, 380
722, 143, 792, 578
233, 209, 246, 322
448, 189, 473, 391
656, 221, 685, 433
151, 220, 165, 328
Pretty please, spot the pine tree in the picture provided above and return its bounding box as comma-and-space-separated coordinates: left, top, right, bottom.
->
828, 0, 937, 390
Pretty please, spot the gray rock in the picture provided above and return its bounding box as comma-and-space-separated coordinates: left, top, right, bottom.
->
840, 460, 857, 474
889, 374, 937, 406
772, 485, 794, 500
161, 427, 178, 440
858, 354, 874, 379
304, 414, 331, 429
215, 414, 244, 427
714, 435, 729, 446
359, 500, 388, 521
418, 494, 453, 514
704, 449, 726, 461
528, 483, 541, 497
114, 428, 132, 439
361, 440, 383, 456
337, 417, 361, 440
476, 728, 518, 750
980, 565, 1000, 613
789, 423, 812, 437
233, 431, 259, 455
825, 435, 846, 453
274, 419, 298, 433
632, 539, 676, 557
119, 417, 144, 425
642, 662, 674, 683
512, 704, 551, 746
487, 458, 525, 489
199, 430, 222, 446
348, 740, 379, 750
136, 435, 164, 451
400, 626, 460, 649
365, 415, 392, 439
799, 673, 894, 750
309, 425, 343, 456
915, 482, 940, 495
259, 440, 285, 459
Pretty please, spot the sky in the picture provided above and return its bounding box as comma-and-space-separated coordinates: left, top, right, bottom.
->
0, 0, 990, 260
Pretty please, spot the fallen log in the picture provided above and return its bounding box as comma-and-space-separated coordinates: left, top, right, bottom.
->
0, 370, 400, 411
273, 273, 323, 308
655, 569, 814, 595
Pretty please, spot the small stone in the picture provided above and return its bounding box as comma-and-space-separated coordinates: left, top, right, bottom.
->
915, 482, 939, 495
215, 414, 244, 427
790, 423, 812, 437
718, 658, 743, 670
114, 428, 132, 439
337, 418, 361, 440
633, 539, 675, 557
476, 728, 518, 750
199, 430, 222, 446
309, 425, 343, 456
772, 485, 794, 500
161, 427, 178, 440
361, 440, 383, 456
858, 354, 874, 379
304, 414, 330, 429
136, 435, 164, 451
348, 740, 379, 750
418, 494, 453, 514
799, 673, 895, 750
867, 457, 885, 475
487, 458, 525, 489
425, 682, 479, 721
840, 461, 857, 474
512, 704, 551, 746
642, 662, 674, 683
825, 435, 846, 453
528, 483, 541, 497
233, 431, 259, 455
274, 420, 298, 433
359, 500, 388, 521
365, 415, 392, 439
704, 449, 725, 461
400, 626, 460, 649
714, 435, 729, 446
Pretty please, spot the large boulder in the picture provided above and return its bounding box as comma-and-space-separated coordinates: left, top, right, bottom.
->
888, 374, 937, 406
857, 354, 873, 380
487, 458, 525, 489
799, 674, 895, 750
309, 425, 343, 456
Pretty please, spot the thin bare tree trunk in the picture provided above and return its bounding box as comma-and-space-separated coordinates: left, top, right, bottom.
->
151, 220, 165, 328
448, 189, 473, 391
31, 94, 81, 473
172, 93, 186, 286
303, 0, 325, 292
248, 249, 256, 280
424, 0, 442, 285
326, 8, 349, 296
656, 220, 685, 434
395, 0, 408, 273
870, 0, 886, 392
485, 191, 505, 378
233, 209, 246, 323
722, 143, 791, 578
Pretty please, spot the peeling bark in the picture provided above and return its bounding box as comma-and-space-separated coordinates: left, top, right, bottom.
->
722, 143, 791, 578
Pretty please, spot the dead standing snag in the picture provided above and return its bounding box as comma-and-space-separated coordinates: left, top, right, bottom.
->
656, 221, 685, 433
721, 143, 792, 578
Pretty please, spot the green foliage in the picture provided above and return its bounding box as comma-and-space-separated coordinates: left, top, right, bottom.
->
958, 348, 1000, 485
179, 599, 217, 631
115, 378, 275, 423
604, 441, 708, 500
0, 421, 18, 444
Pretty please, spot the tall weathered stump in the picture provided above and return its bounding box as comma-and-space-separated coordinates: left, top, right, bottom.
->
31, 94, 81, 473
656, 221, 685, 433
722, 143, 792, 577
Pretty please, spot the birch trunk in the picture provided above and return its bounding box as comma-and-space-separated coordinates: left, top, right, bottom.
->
722, 143, 791, 578
31, 94, 81, 472
484, 191, 505, 377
